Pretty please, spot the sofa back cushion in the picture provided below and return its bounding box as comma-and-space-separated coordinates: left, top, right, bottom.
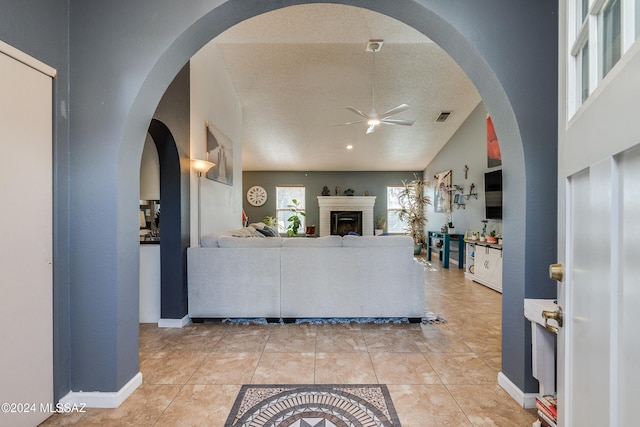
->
282, 235, 343, 247
342, 235, 413, 247
217, 236, 284, 248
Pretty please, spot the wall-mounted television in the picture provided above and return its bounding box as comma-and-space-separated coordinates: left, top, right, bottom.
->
484, 169, 502, 219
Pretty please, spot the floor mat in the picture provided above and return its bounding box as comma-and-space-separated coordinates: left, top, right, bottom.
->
224, 384, 401, 426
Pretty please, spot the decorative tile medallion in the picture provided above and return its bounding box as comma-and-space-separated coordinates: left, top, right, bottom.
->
225, 384, 401, 427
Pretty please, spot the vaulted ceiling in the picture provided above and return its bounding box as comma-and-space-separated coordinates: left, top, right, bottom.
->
211, 4, 481, 171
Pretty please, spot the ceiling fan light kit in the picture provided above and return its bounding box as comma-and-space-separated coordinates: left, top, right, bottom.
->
336, 39, 415, 134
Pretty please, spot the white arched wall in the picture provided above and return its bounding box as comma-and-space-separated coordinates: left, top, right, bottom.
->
62, 0, 557, 404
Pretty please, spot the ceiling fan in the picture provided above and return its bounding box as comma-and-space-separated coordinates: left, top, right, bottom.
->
337, 40, 415, 134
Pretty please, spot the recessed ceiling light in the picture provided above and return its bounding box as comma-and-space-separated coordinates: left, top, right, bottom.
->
346, 145, 353, 150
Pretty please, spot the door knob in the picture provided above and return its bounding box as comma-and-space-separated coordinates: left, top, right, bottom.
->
542, 306, 563, 333
549, 263, 564, 282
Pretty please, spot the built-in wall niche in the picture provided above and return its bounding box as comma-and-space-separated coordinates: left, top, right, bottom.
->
140, 199, 160, 240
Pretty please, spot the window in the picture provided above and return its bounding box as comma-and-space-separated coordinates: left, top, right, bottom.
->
635, 0, 640, 39
568, 0, 634, 115
387, 186, 407, 233
579, 40, 590, 104
600, 0, 621, 78
276, 186, 305, 233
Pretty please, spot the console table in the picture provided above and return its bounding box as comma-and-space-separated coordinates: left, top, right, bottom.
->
427, 231, 465, 269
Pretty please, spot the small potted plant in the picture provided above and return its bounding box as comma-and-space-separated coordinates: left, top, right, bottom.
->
375, 215, 386, 236
487, 230, 498, 244
286, 199, 306, 236
479, 232, 486, 242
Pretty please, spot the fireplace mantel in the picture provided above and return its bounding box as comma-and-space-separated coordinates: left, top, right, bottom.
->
317, 196, 376, 237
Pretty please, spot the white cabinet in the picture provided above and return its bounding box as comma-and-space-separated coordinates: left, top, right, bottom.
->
465, 241, 503, 293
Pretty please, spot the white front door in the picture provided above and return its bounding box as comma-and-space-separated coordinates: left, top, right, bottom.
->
558, 37, 640, 427
0, 43, 55, 427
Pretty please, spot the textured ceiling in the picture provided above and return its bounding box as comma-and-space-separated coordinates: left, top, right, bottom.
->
210, 4, 481, 171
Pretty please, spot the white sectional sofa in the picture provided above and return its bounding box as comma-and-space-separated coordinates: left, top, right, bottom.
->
187, 233, 425, 321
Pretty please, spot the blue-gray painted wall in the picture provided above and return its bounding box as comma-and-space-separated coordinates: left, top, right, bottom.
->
243, 171, 422, 232
0, 0, 557, 400
0, 0, 72, 401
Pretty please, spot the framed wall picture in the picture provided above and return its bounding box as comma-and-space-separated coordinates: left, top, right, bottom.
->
433, 170, 452, 213
206, 122, 233, 185
487, 114, 502, 168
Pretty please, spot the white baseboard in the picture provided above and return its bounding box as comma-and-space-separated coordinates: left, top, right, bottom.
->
158, 314, 190, 328
59, 372, 142, 408
498, 372, 538, 409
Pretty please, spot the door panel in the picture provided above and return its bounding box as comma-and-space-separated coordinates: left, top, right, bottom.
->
0, 49, 53, 426
566, 163, 612, 426
619, 145, 640, 425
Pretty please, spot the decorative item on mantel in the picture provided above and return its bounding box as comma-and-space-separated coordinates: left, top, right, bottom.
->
321, 186, 331, 196
343, 188, 355, 196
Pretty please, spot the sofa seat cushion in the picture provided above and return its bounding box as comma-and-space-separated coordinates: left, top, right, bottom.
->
217, 236, 284, 248
282, 235, 343, 247
342, 235, 413, 247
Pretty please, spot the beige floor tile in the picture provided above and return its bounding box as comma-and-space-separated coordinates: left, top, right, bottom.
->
211, 328, 270, 353
362, 328, 421, 353
251, 352, 316, 384
480, 352, 503, 372
315, 327, 368, 352
447, 384, 538, 426
370, 353, 441, 385
412, 326, 473, 354
153, 384, 241, 427
188, 352, 261, 385
387, 384, 472, 426
140, 351, 207, 384
314, 352, 378, 383
264, 323, 317, 352
425, 353, 496, 385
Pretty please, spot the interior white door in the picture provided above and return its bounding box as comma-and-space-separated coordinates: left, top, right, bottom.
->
561, 145, 640, 426
0, 46, 54, 426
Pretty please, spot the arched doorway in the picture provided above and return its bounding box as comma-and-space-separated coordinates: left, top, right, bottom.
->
147, 119, 190, 321
63, 0, 557, 405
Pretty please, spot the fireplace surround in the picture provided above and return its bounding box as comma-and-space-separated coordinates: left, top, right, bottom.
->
317, 196, 376, 237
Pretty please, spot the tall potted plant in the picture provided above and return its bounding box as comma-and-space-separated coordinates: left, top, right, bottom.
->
397, 174, 431, 255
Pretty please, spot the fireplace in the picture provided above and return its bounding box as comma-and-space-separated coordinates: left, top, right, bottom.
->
331, 211, 362, 236
317, 196, 376, 237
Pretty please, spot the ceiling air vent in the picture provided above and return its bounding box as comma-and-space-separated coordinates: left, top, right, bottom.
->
435, 111, 451, 122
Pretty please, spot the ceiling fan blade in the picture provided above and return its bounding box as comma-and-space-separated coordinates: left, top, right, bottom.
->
335, 119, 368, 126
379, 104, 410, 119
345, 106, 370, 119
381, 118, 415, 126
366, 124, 376, 134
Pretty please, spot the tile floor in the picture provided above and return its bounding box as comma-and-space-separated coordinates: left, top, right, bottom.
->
41, 257, 537, 426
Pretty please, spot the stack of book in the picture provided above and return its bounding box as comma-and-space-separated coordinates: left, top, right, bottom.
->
536, 394, 557, 427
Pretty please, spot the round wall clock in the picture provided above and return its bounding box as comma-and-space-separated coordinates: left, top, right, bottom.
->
246, 185, 267, 206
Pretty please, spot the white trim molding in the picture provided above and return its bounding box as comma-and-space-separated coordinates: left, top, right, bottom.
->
59, 372, 142, 409
158, 314, 190, 328
0, 40, 56, 78
498, 372, 538, 409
